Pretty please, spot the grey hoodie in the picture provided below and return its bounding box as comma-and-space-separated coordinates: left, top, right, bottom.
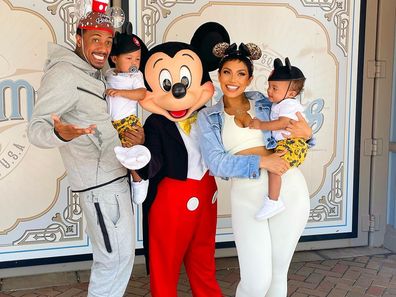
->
28, 43, 127, 191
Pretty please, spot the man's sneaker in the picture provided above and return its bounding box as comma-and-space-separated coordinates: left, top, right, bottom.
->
255, 196, 285, 221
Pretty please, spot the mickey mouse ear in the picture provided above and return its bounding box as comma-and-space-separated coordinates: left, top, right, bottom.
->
113, 31, 120, 45
106, 7, 125, 28
124, 22, 133, 35
212, 42, 230, 58
244, 43, 262, 60
269, 57, 305, 81
285, 57, 292, 72
190, 22, 230, 72
273, 58, 283, 69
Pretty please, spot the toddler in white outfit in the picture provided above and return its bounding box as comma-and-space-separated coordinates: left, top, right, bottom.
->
105, 31, 150, 204
250, 57, 308, 220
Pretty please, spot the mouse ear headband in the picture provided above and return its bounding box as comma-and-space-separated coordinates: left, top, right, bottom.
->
108, 21, 148, 71
212, 42, 262, 61
268, 57, 305, 81
111, 23, 141, 56
75, 0, 126, 35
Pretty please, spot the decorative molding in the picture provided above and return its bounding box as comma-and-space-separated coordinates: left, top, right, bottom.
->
0, 164, 65, 236
300, 0, 349, 56
2, 0, 57, 45
141, 0, 350, 54
309, 162, 344, 222
141, 0, 196, 48
42, 0, 78, 48
13, 189, 83, 246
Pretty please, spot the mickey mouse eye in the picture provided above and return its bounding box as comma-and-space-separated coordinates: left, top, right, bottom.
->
180, 66, 191, 88
159, 69, 172, 92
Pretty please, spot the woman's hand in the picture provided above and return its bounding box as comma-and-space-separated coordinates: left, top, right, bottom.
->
123, 126, 145, 147
248, 117, 263, 130
259, 151, 290, 176
283, 112, 312, 140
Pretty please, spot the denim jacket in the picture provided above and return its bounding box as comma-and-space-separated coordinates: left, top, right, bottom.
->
197, 91, 315, 180
197, 91, 276, 180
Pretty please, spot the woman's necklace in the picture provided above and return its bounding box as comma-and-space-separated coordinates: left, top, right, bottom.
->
224, 97, 252, 127
225, 97, 250, 116
234, 108, 249, 116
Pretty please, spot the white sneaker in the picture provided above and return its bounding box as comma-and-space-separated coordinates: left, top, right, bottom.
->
114, 145, 151, 170
131, 179, 149, 204
255, 196, 285, 221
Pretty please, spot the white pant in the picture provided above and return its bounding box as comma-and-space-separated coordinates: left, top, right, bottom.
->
80, 178, 135, 297
231, 168, 310, 297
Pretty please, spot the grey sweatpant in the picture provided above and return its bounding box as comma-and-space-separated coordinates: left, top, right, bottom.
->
79, 177, 135, 297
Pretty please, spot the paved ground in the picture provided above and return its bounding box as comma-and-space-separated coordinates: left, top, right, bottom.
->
0, 247, 396, 297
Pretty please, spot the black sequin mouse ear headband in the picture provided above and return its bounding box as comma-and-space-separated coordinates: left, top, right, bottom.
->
212, 42, 262, 61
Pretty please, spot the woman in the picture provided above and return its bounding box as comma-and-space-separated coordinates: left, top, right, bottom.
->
197, 42, 313, 297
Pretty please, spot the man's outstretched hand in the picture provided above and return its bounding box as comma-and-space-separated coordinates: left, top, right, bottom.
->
52, 114, 96, 141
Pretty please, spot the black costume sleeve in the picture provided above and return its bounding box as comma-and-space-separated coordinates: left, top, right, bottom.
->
136, 115, 164, 180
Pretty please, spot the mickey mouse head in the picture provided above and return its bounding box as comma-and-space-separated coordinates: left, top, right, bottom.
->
140, 22, 230, 122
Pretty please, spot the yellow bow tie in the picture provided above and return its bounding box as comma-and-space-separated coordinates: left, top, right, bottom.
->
178, 113, 198, 135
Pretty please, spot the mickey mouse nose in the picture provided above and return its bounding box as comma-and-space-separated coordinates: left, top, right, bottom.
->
172, 83, 186, 99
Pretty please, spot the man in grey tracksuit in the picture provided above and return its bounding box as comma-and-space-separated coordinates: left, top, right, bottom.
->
28, 11, 139, 297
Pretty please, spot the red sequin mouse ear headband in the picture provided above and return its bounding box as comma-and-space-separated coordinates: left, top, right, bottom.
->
75, 0, 126, 35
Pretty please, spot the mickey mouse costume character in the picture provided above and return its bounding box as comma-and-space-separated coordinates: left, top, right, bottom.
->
136, 22, 229, 297
28, 4, 138, 297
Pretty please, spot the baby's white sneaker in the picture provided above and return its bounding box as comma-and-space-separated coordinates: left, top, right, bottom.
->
114, 145, 151, 170
131, 179, 149, 204
255, 196, 285, 221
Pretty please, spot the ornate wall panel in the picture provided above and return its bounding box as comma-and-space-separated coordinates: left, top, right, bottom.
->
0, 0, 91, 263
132, 0, 363, 241
0, 0, 364, 265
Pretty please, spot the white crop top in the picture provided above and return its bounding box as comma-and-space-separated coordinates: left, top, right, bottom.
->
222, 101, 265, 155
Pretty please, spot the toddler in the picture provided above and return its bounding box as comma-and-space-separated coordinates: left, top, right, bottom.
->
249, 57, 308, 220
105, 32, 150, 204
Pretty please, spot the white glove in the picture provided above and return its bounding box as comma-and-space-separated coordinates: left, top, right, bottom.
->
114, 145, 151, 170
131, 179, 149, 204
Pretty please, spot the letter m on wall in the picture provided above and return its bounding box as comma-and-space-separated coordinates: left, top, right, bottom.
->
0, 79, 35, 122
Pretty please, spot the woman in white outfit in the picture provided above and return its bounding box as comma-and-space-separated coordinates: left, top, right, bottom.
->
197, 42, 313, 297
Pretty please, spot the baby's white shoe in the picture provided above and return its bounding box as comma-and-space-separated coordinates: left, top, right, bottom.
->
114, 145, 151, 170
131, 179, 149, 204
255, 196, 285, 221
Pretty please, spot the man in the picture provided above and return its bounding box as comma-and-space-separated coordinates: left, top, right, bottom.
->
28, 11, 142, 297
